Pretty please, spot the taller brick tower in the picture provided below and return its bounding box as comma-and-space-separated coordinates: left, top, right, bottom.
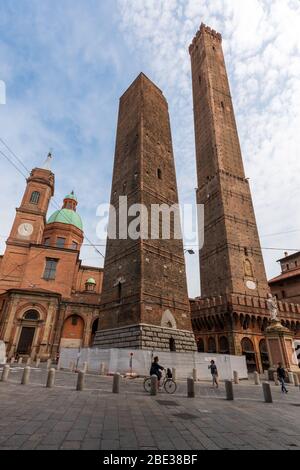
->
94, 73, 196, 352
189, 24, 269, 299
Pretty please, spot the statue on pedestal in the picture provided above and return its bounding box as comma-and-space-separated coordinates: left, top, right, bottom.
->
266, 293, 279, 322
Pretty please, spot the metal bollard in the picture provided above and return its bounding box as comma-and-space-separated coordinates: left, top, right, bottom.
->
18, 357, 23, 364
150, 375, 157, 396
112, 373, 120, 394
21, 366, 31, 385
76, 371, 85, 391
172, 368, 176, 382
26, 357, 31, 366
46, 368, 56, 388
293, 373, 299, 387
35, 358, 40, 368
1, 364, 10, 382
100, 362, 106, 375
225, 380, 234, 400
193, 368, 197, 382
262, 382, 273, 403
10, 357, 15, 365
82, 362, 88, 374
254, 371, 260, 385
273, 372, 279, 386
187, 377, 195, 398
288, 372, 295, 385
233, 371, 239, 385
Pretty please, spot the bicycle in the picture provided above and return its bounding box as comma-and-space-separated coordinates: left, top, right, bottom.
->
143, 370, 177, 394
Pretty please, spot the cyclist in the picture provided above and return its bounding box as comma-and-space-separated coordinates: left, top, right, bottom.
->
150, 356, 164, 389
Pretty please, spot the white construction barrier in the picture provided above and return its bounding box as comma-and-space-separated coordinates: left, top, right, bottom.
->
0, 341, 6, 365
58, 347, 248, 381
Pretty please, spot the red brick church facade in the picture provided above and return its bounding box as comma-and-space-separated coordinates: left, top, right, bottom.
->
0, 163, 103, 360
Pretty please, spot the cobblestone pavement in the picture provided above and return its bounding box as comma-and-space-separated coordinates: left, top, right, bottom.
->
0, 365, 300, 450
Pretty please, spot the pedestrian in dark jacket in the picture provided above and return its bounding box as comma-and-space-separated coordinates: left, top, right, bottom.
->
208, 360, 219, 388
277, 362, 288, 393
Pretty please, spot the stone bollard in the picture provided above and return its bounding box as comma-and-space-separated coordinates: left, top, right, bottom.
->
18, 357, 23, 364
46, 359, 52, 370
254, 371, 260, 385
46, 368, 56, 388
21, 366, 31, 385
82, 362, 88, 374
10, 357, 15, 365
263, 382, 273, 403
100, 362, 106, 375
187, 378, 195, 398
150, 375, 157, 396
225, 380, 234, 400
112, 373, 120, 394
288, 372, 295, 385
293, 374, 300, 387
1, 364, 10, 382
172, 368, 176, 382
192, 368, 197, 382
76, 371, 85, 391
26, 357, 31, 366
233, 371, 239, 385
273, 372, 279, 386
35, 358, 40, 368
69, 361, 75, 372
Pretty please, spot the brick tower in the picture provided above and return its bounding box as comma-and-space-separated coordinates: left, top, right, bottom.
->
189, 24, 269, 299
0, 163, 54, 293
94, 73, 196, 352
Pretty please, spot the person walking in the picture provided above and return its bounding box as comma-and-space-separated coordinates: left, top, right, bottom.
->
277, 362, 288, 394
208, 360, 219, 388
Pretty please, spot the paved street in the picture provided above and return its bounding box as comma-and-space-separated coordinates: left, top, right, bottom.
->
0, 365, 300, 450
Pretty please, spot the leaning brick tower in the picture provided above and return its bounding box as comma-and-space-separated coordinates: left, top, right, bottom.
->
94, 73, 196, 352
189, 24, 269, 299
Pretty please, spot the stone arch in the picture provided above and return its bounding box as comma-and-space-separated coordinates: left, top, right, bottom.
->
197, 337, 205, 353
241, 337, 257, 373
90, 317, 99, 346
208, 337, 217, 353
219, 336, 230, 354
161, 310, 177, 329
259, 339, 270, 371
23, 310, 39, 321
61, 314, 85, 349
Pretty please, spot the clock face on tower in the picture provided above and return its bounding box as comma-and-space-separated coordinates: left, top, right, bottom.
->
18, 222, 34, 237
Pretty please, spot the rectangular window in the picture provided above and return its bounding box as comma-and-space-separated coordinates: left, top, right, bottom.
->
44, 238, 50, 246
43, 258, 58, 280
71, 241, 78, 250
56, 237, 66, 248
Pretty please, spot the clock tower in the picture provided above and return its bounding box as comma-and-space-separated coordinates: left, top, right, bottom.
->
0, 159, 54, 291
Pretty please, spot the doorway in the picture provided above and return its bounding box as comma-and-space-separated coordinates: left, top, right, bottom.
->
17, 327, 35, 355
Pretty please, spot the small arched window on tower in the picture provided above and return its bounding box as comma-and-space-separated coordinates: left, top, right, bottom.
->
30, 191, 40, 205
117, 282, 122, 304
157, 169, 162, 180
221, 101, 225, 111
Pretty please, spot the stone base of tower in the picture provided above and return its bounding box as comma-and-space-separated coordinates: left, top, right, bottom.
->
93, 324, 197, 352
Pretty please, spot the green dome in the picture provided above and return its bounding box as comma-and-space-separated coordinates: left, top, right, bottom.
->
86, 278, 96, 285
64, 192, 78, 202
47, 208, 83, 230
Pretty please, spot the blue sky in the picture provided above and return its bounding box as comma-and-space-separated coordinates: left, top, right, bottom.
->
0, 0, 300, 297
